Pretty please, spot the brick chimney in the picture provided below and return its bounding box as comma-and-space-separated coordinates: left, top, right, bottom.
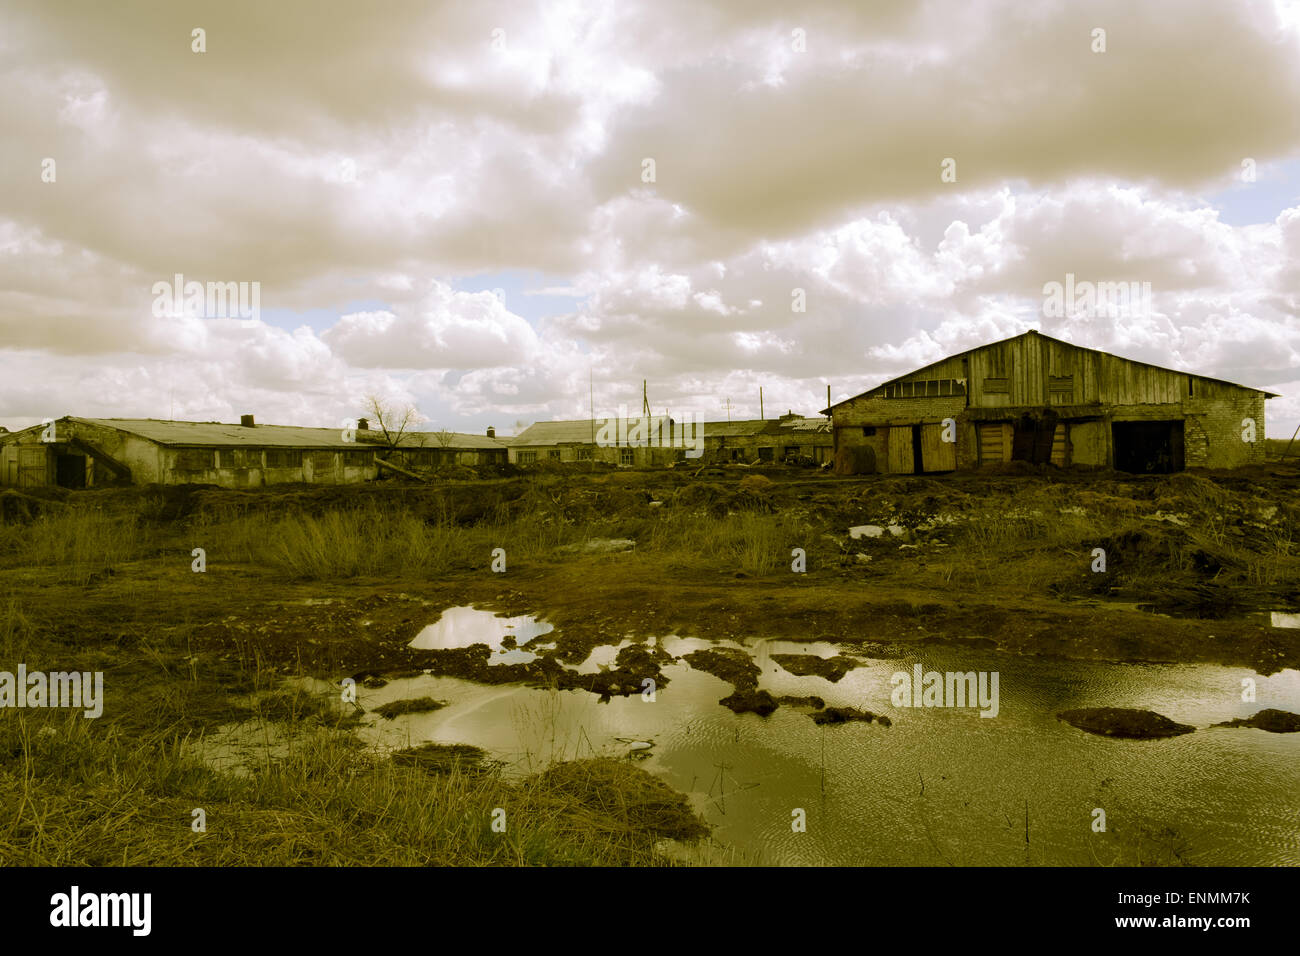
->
486, 426, 496, 438
240, 414, 255, 427
357, 417, 369, 431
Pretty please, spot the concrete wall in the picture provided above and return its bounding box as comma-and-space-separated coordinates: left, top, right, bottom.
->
509, 443, 684, 466
0, 420, 162, 488
163, 447, 381, 487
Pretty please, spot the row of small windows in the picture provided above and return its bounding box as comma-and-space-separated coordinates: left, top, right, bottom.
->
883, 379, 967, 399
881, 377, 1080, 399
519, 448, 635, 465
513, 447, 670, 465
172, 449, 375, 470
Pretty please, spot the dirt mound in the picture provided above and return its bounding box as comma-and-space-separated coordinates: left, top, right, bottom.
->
1211, 708, 1300, 733
684, 646, 780, 715
393, 742, 494, 775
1057, 707, 1195, 739
0, 488, 66, 523
533, 758, 710, 842
810, 706, 890, 726
771, 654, 861, 682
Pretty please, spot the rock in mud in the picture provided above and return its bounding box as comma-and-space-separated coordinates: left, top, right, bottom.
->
1211, 708, 1300, 733
771, 654, 861, 682
1057, 707, 1195, 739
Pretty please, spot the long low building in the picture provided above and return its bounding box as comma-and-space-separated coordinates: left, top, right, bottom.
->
698, 413, 832, 465
0, 416, 509, 488
507, 417, 684, 466
824, 330, 1279, 474
506, 412, 833, 466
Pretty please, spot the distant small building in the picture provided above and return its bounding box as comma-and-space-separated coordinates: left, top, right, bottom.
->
824, 330, 1278, 475
699, 412, 832, 464
0, 416, 508, 489
507, 416, 685, 466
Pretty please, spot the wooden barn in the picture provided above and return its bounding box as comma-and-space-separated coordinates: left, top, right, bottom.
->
824, 330, 1278, 475
0, 416, 509, 489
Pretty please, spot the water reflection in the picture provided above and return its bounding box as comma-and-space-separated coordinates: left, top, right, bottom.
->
365, 632, 1300, 866
407, 605, 554, 665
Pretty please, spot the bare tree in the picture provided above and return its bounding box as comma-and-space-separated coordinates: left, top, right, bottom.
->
361, 395, 425, 449
429, 428, 457, 474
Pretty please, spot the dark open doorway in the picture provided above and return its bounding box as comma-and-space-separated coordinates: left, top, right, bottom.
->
1112, 420, 1184, 473
1011, 411, 1059, 464
55, 453, 87, 488
911, 424, 925, 474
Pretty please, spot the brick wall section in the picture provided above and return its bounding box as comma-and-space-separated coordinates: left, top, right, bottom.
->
1184, 391, 1267, 468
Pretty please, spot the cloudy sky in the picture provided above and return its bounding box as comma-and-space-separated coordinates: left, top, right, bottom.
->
3, 0, 1300, 437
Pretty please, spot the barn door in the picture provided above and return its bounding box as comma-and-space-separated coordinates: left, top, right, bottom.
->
920, 423, 957, 472
887, 426, 914, 474
977, 423, 1012, 465
1050, 423, 1067, 466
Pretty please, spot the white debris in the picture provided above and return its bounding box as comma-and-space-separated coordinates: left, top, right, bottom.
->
849, 525, 884, 539
1144, 511, 1187, 526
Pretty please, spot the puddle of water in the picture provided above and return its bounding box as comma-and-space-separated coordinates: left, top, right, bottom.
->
573, 640, 632, 674
408, 605, 553, 665
213, 616, 1300, 865
354, 638, 1300, 866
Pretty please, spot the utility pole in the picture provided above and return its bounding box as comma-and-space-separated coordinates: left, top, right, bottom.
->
642, 380, 650, 419
721, 397, 734, 423
759, 387, 764, 420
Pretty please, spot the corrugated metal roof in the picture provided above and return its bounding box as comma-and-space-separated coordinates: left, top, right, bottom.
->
71, 418, 507, 450
699, 418, 830, 438
778, 417, 832, 433
700, 420, 770, 438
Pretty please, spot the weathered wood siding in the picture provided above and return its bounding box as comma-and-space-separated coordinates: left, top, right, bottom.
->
830, 331, 1272, 472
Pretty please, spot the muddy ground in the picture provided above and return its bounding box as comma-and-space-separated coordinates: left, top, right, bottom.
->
6, 463, 1299, 713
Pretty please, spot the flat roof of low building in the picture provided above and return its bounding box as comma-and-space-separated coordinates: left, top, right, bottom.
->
2, 417, 508, 450
510, 416, 670, 446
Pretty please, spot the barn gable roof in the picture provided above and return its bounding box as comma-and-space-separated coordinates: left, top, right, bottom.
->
821, 329, 1281, 413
